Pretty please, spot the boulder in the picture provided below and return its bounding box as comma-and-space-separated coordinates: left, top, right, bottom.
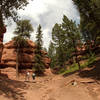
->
1, 40, 50, 69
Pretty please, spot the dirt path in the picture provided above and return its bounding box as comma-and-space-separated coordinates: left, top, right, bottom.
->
0, 72, 100, 100
21, 74, 100, 100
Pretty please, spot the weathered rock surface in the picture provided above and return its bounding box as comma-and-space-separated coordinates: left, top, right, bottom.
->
1, 40, 50, 69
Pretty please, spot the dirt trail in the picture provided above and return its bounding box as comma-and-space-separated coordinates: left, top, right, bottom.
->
0, 70, 100, 100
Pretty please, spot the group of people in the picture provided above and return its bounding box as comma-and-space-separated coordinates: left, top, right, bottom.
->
25, 71, 36, 81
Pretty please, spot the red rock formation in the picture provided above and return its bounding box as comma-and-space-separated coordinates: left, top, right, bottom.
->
1, 40, 50, 69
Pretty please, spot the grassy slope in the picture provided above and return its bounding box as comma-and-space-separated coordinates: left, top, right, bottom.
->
60, 53, 97, 75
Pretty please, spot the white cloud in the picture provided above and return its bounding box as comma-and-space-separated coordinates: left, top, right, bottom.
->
3, 22, 16, 43
3, 0, 80, 48
18, 0, 48, 22
42, 29, 51, 48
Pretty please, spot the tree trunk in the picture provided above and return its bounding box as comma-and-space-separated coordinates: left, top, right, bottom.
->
75, 54, 81, 70
73, 40, 81, 71
16, 48, 19, 79
0, 43, 3, 63
0, 9, 4, 62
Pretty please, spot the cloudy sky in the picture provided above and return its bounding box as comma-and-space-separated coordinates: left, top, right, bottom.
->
4, 0, 80, 48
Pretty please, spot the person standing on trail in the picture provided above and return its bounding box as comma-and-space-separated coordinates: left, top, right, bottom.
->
25, 71, 30, 81
32, 73, 36, 81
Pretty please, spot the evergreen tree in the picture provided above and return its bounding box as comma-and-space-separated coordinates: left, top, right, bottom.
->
48, 42, 57, 68
51, 15, 82, 71
0, 0, 31, 28
13, 19, 33, 79
72, 0, 100, 43
33, 25, 45, 75
52, 23, 67, 69
62, 15, 82, 70
0, 0, 32, 62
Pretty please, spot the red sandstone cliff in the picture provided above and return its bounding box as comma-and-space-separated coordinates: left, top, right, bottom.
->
1, 40, 50, 69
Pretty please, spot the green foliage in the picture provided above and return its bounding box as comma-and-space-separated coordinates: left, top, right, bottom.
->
62, 15, 81, 47
33, 25, 45, 75
13, 36, 28, 48
14, 20, 33, 37
13, 19, 33, 48
50, 15, 82, 71
13, 19, 33, 78
73, 0, 100, 42
0, 0, 31, 21
62, 15, 82, 70
61, 63, 79, 75
61, 54, 97, 75
62, 15, 82, 49
52, 23, 67, 68
87, 53, 96, 65
48, 42, 57, 68
0, 0, 32, 29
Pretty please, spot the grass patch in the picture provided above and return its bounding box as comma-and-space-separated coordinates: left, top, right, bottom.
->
87, 53, 96, 66
61, 53, 97, 75
61, 63, 79, 75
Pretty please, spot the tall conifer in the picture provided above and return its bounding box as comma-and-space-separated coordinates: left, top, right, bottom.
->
33, 25, 45, 75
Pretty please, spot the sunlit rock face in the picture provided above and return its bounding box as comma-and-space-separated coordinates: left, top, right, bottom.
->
1, 40, 50, 69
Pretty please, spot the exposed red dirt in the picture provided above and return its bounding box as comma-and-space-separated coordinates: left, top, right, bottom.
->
0, 68, 100, 100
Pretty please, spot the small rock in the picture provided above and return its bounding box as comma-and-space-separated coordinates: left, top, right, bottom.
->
72, 81, 77, 86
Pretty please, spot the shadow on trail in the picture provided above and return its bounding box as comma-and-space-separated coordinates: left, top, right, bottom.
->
0, 73, 27, 100
79, 59, 100, 80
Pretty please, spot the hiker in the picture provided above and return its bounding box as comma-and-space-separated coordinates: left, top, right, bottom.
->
32, 73, 36, 80
25, 71, 30, 81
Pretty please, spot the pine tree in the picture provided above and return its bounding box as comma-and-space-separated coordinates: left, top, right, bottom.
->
62, 15, 82, 70
72, 0, 100, 44
52, 23, 67, 69
0, 0, 32, 62
48, 42, 57, 68
33, 25, 45, 75
51, 15, 82, 71
0, 0, 31, 27
13, 19, 33, 79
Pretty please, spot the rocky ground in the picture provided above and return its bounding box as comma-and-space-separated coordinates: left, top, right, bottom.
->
0, 68, 100, 100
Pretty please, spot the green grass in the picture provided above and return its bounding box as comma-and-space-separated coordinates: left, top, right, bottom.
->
60, 63, 79, 75
60, 54, 97, 75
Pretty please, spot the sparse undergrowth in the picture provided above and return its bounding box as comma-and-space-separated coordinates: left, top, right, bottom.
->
59, 53, 97, 75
